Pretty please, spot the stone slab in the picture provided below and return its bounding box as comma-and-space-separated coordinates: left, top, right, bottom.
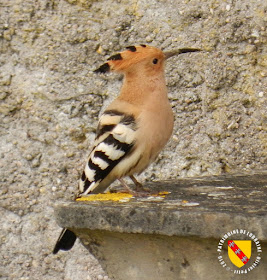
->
54, 173, 267, 240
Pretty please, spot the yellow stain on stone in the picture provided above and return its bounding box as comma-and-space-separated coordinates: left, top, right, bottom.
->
153, 191, 170, 198
76, 191, 170, 202
158, 191, 170, 195
76, 192, 133, 202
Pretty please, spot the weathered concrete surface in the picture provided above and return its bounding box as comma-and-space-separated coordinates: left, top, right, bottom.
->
72, 231, 267, 280
0, 0, 266, 279
55, 173, 267, 280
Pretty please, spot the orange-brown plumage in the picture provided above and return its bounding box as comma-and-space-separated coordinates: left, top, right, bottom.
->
81, 45, 201, 194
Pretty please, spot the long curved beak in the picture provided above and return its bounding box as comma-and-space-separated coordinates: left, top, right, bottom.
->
164, 48, 201, 59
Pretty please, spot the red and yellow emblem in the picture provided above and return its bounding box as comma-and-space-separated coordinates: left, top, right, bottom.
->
228, 240, 251, 268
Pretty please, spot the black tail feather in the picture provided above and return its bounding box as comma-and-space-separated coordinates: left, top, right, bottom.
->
53, 228, 77, 254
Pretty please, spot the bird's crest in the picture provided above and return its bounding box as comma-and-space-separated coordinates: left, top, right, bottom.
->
94, 45, 164, 73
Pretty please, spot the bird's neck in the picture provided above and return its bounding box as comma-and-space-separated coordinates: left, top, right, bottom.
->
118, 71, 168, 106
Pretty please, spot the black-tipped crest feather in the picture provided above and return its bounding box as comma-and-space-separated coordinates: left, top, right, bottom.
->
108, 53, 123, 61
94, 63, 110, 73
126, 46, 137, 52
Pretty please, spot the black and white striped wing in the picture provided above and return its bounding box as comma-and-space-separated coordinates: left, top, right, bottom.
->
79, 110, 137, 195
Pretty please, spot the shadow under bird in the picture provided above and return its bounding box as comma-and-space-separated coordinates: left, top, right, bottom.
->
53, 44, 200, 254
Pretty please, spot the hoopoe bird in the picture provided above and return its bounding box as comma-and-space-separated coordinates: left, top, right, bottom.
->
53, 45, 200, 254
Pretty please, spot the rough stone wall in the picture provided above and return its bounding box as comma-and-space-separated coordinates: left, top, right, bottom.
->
0, 0, 266, 279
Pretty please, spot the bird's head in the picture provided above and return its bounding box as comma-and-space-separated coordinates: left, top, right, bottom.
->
94, 45, 200, 77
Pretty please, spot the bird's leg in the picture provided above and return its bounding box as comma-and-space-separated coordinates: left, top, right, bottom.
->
130, 175, 151, 193
118, 178, 136, 195
129, 175, 145, 192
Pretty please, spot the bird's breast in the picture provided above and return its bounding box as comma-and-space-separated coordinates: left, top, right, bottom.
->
137, 101, 174, 164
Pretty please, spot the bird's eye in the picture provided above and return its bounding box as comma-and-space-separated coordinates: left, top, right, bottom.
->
153, 58, 158, 64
